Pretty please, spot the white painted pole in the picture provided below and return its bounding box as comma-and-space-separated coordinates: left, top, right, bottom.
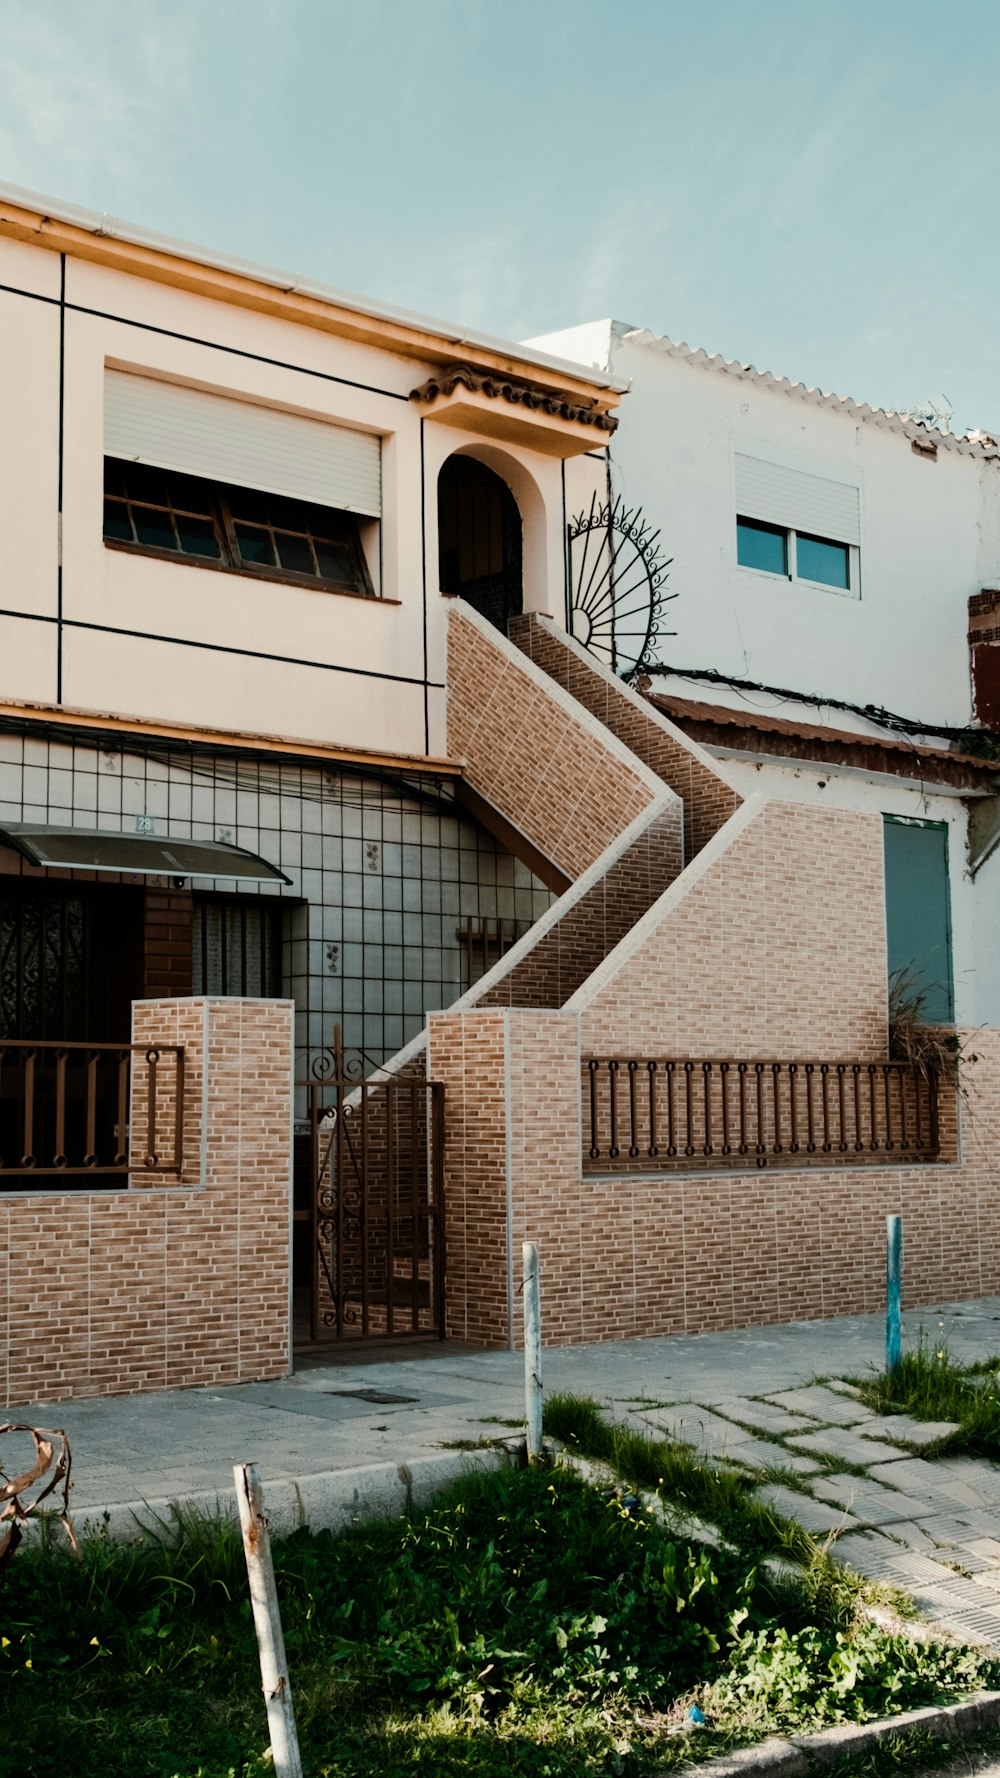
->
523, 1240, 543, 1464
234, 1462, 303, 1778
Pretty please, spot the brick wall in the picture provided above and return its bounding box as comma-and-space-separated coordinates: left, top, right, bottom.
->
0, 997, 293, 1403
471, 803, 683, 1011
508, 614, 742, 859
143, 888, 193, 1000
431, 1007, 1000, 1349
447, 604, 663, 881
572, 798, 888, 1061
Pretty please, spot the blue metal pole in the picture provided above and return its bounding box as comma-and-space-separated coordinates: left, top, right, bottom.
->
886, 1214, 902, 1377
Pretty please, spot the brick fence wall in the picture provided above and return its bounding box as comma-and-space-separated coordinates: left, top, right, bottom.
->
430, 1007, 1000, 1349
0, 996, 293, 1404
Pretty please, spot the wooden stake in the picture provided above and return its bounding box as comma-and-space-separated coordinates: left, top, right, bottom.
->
523, 1241, 543, 1464
233, 1462, 303, 1778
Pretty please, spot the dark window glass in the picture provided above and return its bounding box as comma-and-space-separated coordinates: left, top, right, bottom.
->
275, 533, 315, 575
103, 457, 374, 597
176, 515, 221, 558
133, 507, 177, 552
315, 539, 357, 585
235, 525, 277, 566
796, 532, 850, 590
102, 500, 133, 542
737, 516, 788, 575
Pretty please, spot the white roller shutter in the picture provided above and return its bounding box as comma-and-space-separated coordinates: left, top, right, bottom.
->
105, 371, 382, 517
735, 453, 859, 545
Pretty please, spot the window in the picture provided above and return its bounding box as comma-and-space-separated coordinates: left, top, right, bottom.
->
737, 516, 851, 591
883, 817, 953, 1023
734, 450, 860, 596
104, 459, 375, 598
192, 896, 283, 998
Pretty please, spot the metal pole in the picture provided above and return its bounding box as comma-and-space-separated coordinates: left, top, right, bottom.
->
886, 1214, 903, 1377
234, 1462, 303, 1778
523, 1241, 543, 1464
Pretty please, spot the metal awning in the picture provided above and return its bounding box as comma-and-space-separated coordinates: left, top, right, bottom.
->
0, 823, 291, 884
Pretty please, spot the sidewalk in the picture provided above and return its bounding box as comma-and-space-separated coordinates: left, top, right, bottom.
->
10, 1296, 1000, 1644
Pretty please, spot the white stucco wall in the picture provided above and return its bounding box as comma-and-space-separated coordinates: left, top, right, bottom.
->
535, 322, 1000, 734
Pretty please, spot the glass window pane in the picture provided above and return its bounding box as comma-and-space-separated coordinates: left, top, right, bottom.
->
103, 500, 133, 543
315, 539, 358, 586
176, 515, 221, 559
796, 532, 850, 590
275, 532, 316, 576
235, 525, 276, 567
737, 516, 787, 575
132, 507, 178, 551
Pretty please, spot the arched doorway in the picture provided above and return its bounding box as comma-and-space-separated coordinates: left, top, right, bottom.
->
438, 454, 523, 634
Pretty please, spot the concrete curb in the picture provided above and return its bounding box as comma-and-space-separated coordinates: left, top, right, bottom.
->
23, 1441, 522, 1546
670, 1690, 1000, 1778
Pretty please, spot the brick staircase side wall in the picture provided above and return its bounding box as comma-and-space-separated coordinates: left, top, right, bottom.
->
508, 614, 742, 859
472, 803, 683, 1010
447, 604, 663, 882
570, 798, 889, 1062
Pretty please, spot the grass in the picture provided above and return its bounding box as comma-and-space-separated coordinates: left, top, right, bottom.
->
848, 1338, 1000, 1461
3, 1427, 998, 1778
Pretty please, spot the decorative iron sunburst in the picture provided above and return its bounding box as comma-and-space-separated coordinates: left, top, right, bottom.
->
567, 494, 675, 679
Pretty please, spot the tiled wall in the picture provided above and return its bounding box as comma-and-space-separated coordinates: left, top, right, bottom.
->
508, 614, 742, 858
447, 604, 663, 881
431, 1008, 1000, 1349
0, 730, 552, 1072
0, 997, 293, 1403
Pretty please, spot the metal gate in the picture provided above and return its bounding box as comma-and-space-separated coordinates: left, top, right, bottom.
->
307, 1059, 445, 1342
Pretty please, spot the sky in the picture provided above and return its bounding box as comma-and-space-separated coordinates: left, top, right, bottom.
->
1, 0, 999, 432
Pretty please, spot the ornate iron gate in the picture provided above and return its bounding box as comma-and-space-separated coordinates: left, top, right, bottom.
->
307, 1054, 445, 1342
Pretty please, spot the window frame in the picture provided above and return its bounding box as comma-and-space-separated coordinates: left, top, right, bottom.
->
736, 513, 859, 598
103, 457, 379, 602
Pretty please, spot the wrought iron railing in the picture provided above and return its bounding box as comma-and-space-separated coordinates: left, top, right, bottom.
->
584, 1055, 941, 1170
0, 1040, 185, 1179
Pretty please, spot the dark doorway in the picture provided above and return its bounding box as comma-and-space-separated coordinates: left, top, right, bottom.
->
0, 879, 144, 1042
0, 880, 145, 1188
438, 455, 523, 634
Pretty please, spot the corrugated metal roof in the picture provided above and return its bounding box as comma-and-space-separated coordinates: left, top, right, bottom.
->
618, 324, 999, 459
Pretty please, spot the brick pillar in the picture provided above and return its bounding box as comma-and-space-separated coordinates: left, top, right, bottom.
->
143, 887, 193, 1000
427, 1006, 582, 1350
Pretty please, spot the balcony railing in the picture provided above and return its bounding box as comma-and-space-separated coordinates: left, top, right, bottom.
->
584, 1055, 942, 1171
0, 1040, 185, 1181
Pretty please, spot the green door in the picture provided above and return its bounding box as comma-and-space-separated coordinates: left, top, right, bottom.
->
883, 816, 954, 1022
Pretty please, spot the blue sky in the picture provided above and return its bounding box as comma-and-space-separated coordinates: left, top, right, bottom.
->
1, 0, 998, 431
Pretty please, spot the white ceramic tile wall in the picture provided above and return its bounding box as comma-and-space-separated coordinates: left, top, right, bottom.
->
0, 732, 553, 1072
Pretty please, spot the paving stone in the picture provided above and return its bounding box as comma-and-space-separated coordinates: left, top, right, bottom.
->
638, 1406, 757, 1457
869, 1457, 996, 1508
809, 1471, 932, 1526
712, 1397, 820, 1437
753, 1483, 860, 1535
788, 1427, 906, 1465
973, 1570, 1000, 1595
764, 1386, 876, 1425
917, 1510, 1000, 1546
854, 1414, 960, 1447
823, 1379, 866, 1400
883, 1519, 941, 1552
965, 1536, 1000, 1561
725, 1440, 821, 1474
831, 1530, 909, 1575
